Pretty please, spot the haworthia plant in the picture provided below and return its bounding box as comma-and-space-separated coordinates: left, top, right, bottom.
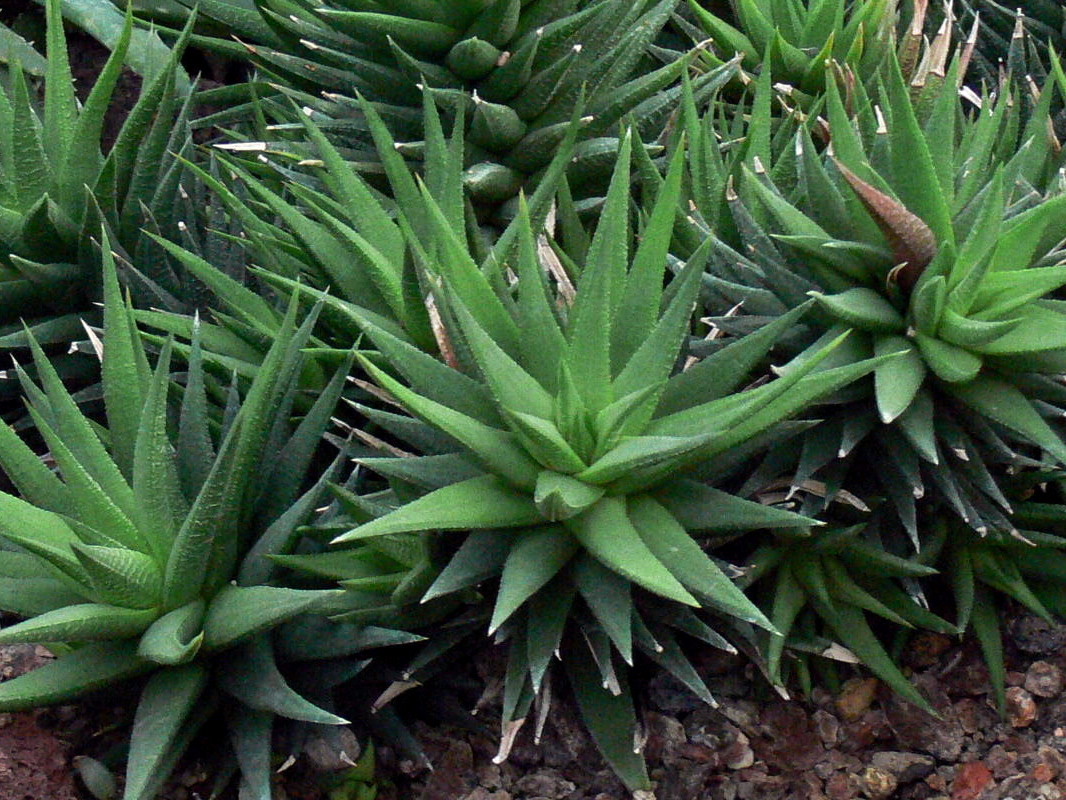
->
0, 242, 412, 799
163, 0, 738, 221
280, 132, 892, 790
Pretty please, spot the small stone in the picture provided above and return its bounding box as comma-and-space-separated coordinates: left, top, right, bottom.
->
859, 767, 897, 799
643, 712, 687, 765
984, 744, 1017, 779
926, 770, 948, 792
903, 632, 953, 669
476, 763, 503, 790
722, 731, 754, 770
813, 710, 841, 746
1010, 614, 1066, 656
837, 678, 880, 721
675, 742, 718, 764
870, 751, 936, 784
883, 675, 964, 761
1033, 762, 1056, 783
512, 770, 576, 798
951, 762, 993, 800
1025, 661, 1064, 698
462, 791, 510, 800
1006, 670, 1027, 687
1006, 686, 1038, 727
952, 698, 993, 735
826, 772, 859, 800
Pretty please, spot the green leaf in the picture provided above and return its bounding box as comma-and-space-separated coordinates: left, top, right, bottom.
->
451, 300, 554, 420
613, 144, 686, 365
216, 635, 347, 724
574, 554, 633, 664
132, 338, 187, 563
971, 585, 1006, 714
202, 585, 342, 652
813, 599, 935, 714
949, 376, 1066, 465
124, 664, 208, 800
335, 475, 542, 542
100, 233, 149, 481
874, 335, 925, 423
915, 334, 982, 384
505, 410, 588, 474
534, 471, 605, 522
0, 23, 48, 75
0, 493, 81, 573
810, 288, 905, 333
48, 0, 190, 89
628, 496, 774, 631
0, 641, 150, 711
564, 639, 649, 791
654, 480, 814, 531
73, 545, 162, 609
421, 530, 511, 602
657, 300, 814, 414
565, 496, 697, 606
359, 358, 539, 489
0, 603, 156, 645
136, 600, 205, 666
490, 526, 578, 633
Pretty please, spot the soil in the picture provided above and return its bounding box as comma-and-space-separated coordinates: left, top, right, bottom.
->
5, 609, 1066, 800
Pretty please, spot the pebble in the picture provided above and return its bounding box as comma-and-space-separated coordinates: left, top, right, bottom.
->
1024, 661, 1064, 698
462, 791, 510, 800
511, 770, 576, 797
1006, 687, 1038, 728
722, 731, 754, 770
836, 678, 880, 721
1010, 615, 1066, 656
869, 751, 936, 783
858, 766, 897, 799
951, 761, 993, 800
813, 709, 841, 746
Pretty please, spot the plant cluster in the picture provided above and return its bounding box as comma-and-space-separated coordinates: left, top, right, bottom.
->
2, 0, 1066, 797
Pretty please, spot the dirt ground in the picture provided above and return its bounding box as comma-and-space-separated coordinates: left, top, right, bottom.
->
4, 608, 1066, 800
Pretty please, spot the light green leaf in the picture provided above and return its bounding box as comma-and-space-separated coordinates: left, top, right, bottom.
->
334, 475, 542, 543
874, 335, 925, 423
490, 526, 578, 633
73, 545, 162, 610
628, 496, 774, 631
534, 471, 605, 521
0, 603, 156, 644
565, 496, 697, 606
810, 287, 905, 333
202, 585, 342, 652
124, 664, 208, 800
136, 600, 205, 666
0, 641, 150, 711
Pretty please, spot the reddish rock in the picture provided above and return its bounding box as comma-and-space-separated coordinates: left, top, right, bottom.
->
951, 761, 993, 800
1033, 762, 1056, 783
